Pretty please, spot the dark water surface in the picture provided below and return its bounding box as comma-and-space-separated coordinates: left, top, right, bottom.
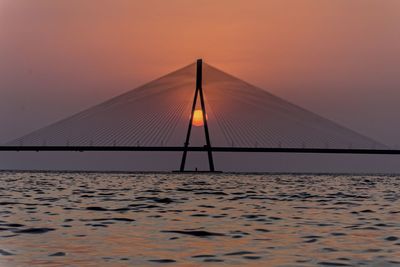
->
0, 172, 400, 266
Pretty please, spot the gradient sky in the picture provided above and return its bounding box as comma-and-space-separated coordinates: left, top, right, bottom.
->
1, 0, 400, 147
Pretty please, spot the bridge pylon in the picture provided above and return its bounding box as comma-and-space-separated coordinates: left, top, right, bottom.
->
179, 59, 215, 172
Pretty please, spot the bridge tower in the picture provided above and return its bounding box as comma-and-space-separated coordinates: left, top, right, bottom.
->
179, 59, 215, 172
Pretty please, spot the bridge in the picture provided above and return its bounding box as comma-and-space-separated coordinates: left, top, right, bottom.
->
1, 59, 399, 172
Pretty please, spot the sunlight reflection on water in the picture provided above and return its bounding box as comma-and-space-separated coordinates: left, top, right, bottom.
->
0, 172, 399, 266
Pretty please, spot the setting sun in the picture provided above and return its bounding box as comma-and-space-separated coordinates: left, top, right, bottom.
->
192, 109, 205, 127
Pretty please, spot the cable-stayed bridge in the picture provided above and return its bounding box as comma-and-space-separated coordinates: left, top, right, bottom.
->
1, 59, 398, 171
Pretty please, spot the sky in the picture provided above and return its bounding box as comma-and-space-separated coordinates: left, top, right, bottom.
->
1, 0, 400, 148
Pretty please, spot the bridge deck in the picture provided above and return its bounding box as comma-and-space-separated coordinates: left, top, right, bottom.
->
1, 146, 400, 155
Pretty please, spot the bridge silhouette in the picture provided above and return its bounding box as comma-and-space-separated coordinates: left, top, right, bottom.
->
2, 59, 399, 172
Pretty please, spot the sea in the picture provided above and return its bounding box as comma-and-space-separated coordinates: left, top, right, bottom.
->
0, 172, 399, 266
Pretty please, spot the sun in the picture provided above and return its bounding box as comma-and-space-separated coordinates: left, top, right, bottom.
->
192, 109, 205, 127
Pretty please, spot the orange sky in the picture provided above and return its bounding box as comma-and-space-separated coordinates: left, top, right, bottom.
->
1, 0, 400, 145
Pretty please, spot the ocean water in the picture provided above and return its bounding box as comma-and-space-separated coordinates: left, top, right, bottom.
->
0, 172, 399, 267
